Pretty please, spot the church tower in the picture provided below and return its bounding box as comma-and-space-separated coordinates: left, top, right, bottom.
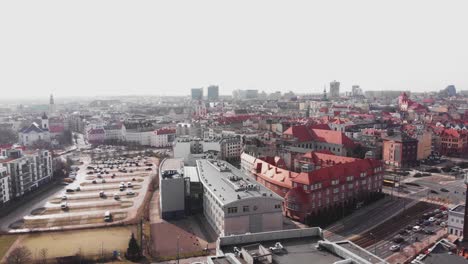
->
49, 94, 56, 114
41, 112, 49, 130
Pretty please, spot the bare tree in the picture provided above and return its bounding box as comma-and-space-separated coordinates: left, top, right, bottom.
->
6, 246, 32, 264
38, 248, 48, 264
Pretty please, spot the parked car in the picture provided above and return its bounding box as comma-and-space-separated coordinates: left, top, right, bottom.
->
440, 188, 449, 192
104, 211, 112, 222
61, 195, 67, 200
60, 202, 68, 209
127, 182, 132, 188
399, 230, 409, 236
99, 191, 105, 198
429, 190, 439, 194
114, 193, 120, 200
428, 217, 435, 222
75, 186, 81, 191
66, 189, 75, 193
413, 226, 422, 232
92, 180, 97, 184
393, 236, 404, 243
390, 245, 400, 252
127, 191, 135, 196
424, 229, 434, 235
440, 222, 447, 227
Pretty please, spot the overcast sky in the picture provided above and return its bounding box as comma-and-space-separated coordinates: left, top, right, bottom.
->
1, 0, 467, 99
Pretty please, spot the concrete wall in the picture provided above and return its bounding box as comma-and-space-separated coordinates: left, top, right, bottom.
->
159, 177, 185, 219
219, 227, 323, 247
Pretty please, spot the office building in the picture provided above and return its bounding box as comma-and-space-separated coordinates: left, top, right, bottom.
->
197, 159, 283, 236
448, 204, 465, 238
159, 158, 186, 219
207, 85, 219, 101
329, 80, 340, 98
191, 88, 203, 100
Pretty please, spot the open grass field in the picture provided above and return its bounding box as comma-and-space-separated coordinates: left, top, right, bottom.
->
0, 235, 18, 259
21, 226, 137, 259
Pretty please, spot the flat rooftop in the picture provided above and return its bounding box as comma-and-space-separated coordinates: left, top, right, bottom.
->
160, 158, 183, 171
196, 159, 282, 206
221, 237, 343, 264
336, 241, 383, 264
451, 204, 465, 213
160, 158, 184, 179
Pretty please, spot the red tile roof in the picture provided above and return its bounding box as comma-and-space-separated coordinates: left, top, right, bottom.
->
283, 125, 355, 147
155, 128, 176, 135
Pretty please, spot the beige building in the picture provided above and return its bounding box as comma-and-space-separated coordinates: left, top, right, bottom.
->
416, 131, 432, 160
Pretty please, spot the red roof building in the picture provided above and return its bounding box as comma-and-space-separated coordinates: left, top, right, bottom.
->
283, 125, 356, 157
249, 152, 383, 223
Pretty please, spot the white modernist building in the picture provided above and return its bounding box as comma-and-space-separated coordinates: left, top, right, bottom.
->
196, 159, 283, 236
159, 158, 186, 219
448, 204, 465, 238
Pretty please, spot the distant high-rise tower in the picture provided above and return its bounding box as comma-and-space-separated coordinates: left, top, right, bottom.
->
49, 94, 56, 114
352, 85, 362, 97
329, 81, 340, 98
207, 85, 219, 101
191, 88, 203, 100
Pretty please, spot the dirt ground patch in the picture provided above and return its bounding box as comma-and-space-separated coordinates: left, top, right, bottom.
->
20, 226, 137, 259
0, 235, 18, 259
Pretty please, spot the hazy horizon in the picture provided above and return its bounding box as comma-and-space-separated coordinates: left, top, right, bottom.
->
1, 0, 467, 99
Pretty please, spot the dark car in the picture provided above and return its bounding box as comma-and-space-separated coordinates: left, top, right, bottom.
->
406, 225, 413, 231
424, 229, 434, 235
66, 189, 75, 193
429, 190, 439, 194
399, 230, 409, 236
145, 168, 152, 171
440, 188, 449, 192
393, 236, 404, 243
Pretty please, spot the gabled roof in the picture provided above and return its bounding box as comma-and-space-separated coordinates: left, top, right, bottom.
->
20, 122, 47, 134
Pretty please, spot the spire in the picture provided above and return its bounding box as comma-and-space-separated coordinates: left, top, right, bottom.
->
49, 94, 54, 105
323, 85, 327, 100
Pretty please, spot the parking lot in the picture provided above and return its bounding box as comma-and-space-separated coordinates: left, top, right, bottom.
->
9, 147, 156, 232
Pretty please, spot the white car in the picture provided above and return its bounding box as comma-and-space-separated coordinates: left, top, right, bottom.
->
127, 191, 135, 196
61, 195, 67, 200
390, 245, 400, 252
440, 222, 447, 227
428, 217, 435, 222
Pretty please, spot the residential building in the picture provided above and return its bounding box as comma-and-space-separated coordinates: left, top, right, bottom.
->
382, 132, 418, 168
86, 127, 106, 145
448, 204, 465, 238
207, 85, 219, 101
176, 122, 191, 136
0, 167, 11, 206
0, 147, 53, 199
435, 128, 468, 156
103, 123, 126, 142
416, 130, 432, 160
219, 136, 242, 162
244, 151, 383, 223
197, 159, 283, 236
151, 128, 176, 148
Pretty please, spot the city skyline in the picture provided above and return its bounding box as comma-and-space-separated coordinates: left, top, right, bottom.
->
1, 0, 468, 98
